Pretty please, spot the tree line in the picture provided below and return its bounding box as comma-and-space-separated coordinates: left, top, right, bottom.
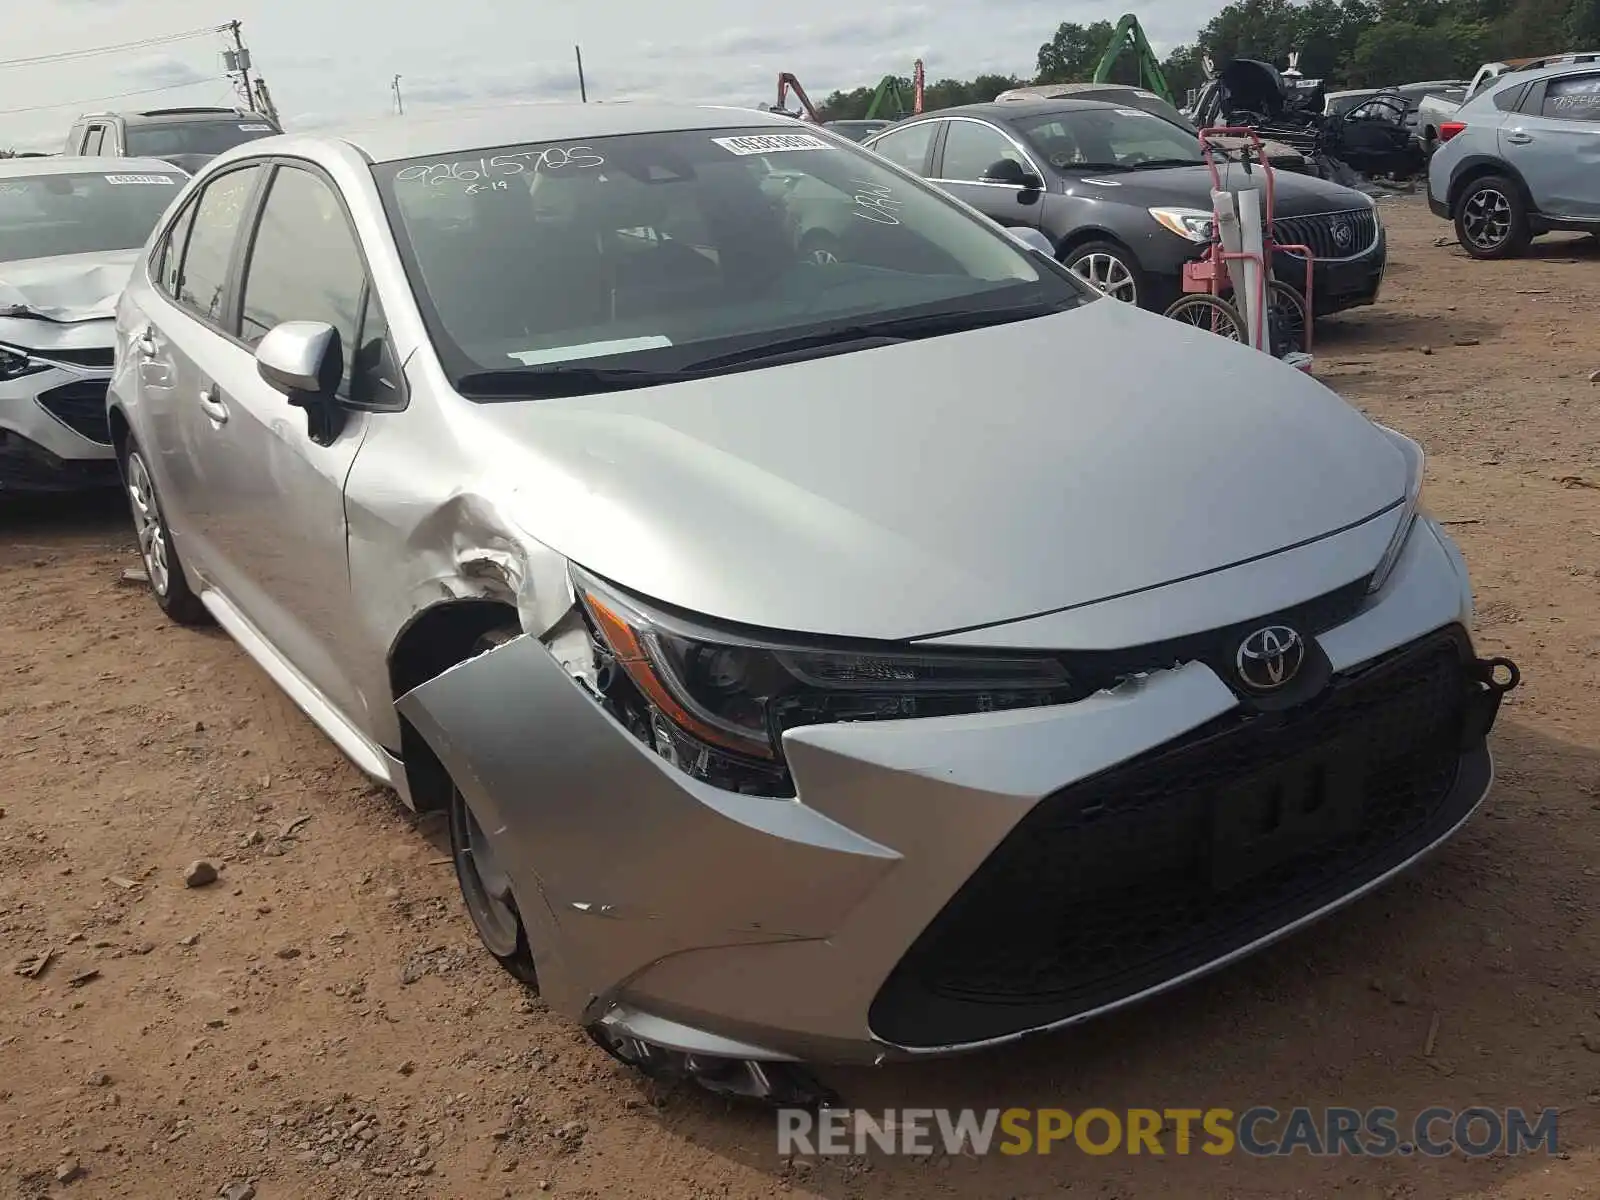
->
817, 0, 1600, 119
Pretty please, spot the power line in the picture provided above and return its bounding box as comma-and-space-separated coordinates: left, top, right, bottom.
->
0, 26, 225, 72
0, 76, 228, 117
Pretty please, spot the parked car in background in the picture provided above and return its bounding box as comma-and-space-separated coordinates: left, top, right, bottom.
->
863, 99, 1385, 316
0, 157, 186, 490
107, 102, 1514, 1102
823, 119, 893, 142
1418, 53, 1600, 148
1427, 61, 1600, 258
996, 81, 1311, 172
64, 107, 280, 173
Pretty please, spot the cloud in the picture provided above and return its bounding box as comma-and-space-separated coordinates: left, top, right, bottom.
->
120, 54, 212, 89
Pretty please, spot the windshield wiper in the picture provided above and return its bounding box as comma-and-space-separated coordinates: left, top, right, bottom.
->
678, 303, 1071, 374
455, 366, 688, 399
456, 303, 1073, 398
1128, 157, 1206, 169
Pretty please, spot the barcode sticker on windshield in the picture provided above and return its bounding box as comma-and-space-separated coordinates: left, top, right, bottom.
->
104, 174, 176, 185
238, 123, 273, 131
1115, 108, 1152, 117
712, 133, 834, 156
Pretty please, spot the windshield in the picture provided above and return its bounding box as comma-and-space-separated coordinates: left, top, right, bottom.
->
373, 126, 1089, 393
1012, 107, 1204, 172
0, 169, 184, 263
124, 119, 278, 158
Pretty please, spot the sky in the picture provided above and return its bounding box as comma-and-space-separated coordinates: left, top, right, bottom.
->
1, 0, 1208, 152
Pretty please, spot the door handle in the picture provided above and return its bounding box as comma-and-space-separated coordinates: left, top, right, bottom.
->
1506, 132, 1533, 144
133, 327, 157, 357
198, 386, 229, 424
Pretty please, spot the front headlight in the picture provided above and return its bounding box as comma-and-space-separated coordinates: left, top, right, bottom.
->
0, 343, 50, 382
1368, 423, 1427, 594
572, 569, 1074, 796
1149, 206, 1215, 243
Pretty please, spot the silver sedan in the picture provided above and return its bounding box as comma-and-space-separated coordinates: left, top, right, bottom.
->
108, 103, 1518, 1104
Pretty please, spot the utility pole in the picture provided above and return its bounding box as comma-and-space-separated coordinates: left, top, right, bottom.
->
392, 74, 404, 115
222, 20, 254, 110
574, 45, 587, 102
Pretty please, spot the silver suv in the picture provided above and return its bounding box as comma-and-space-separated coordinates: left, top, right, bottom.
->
0, 156, 186, 491
1426, 61, 1600, 257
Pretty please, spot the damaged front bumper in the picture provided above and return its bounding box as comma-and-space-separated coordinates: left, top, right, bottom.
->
0, 348, 116, 491
396, 515, 1516, 1086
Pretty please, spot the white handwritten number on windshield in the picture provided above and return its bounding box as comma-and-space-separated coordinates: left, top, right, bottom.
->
395, 145, 605, 186
851, 180, 902, 226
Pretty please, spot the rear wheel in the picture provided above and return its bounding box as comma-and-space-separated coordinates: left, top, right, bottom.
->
448, 627, 539, 987
1163, 293, 1246, 342
121, 437, 209, 626
1454, 175, 1530, 259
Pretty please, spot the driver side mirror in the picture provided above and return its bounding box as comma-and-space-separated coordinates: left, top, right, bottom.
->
256, 320, 347, 446
981, 158, 1044, 190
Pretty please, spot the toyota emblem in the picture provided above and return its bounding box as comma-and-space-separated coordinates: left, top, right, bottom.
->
1331, 219, 1352, 249
1235, 626, 1306, 691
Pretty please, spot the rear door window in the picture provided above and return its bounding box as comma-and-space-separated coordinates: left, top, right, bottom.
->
1542, 73, 1600, 121
867, 121, 938, 175
173, 166, 262, 327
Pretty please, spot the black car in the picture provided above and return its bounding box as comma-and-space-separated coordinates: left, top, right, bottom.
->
824, 119, 895, 142
863, 99, 1386, 316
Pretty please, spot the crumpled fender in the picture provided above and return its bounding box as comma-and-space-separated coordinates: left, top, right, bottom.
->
394, 631, 901, 1018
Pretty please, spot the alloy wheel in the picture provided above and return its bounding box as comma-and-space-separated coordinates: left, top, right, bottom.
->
125, 451, 171, 597
1069, 252, 1138, 303
1461, 188, 1511, 252
454, 792, 522, 958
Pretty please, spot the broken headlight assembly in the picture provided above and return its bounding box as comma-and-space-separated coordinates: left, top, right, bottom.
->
569, 569, 1075, 797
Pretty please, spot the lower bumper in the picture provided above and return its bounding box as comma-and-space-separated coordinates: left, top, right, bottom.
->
1428, 193, 1450, 219
0, 429, 120, 492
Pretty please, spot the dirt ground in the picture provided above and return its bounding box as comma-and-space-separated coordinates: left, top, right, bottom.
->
3, 197, 1600, 1200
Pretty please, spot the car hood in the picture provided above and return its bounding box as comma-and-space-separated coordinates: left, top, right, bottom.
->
1067, 163, 1375, 217
0, 247, 141, 325
466, 299, 1408, 641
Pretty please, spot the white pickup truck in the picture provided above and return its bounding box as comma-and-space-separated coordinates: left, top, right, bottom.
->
1416, 51, 1600, 148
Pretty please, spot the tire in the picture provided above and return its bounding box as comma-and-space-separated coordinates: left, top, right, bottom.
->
120, 436, 210, 626
1266, 280, 1309, 357
448, 627, 540, 988
1453, 175, 1531, 260
1163, 293, 1247, 341
1061, 239, 1144, 306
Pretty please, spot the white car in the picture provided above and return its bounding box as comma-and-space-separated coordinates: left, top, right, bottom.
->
0, 156, 186, 490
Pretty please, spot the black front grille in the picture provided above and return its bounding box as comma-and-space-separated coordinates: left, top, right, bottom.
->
869, 628, 1485, 1049
1272, 209, 1379, 259
36, 379, 112, 445
38, 346, 115, 369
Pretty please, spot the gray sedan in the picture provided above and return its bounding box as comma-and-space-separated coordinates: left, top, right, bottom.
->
109, 103, 1517, 1103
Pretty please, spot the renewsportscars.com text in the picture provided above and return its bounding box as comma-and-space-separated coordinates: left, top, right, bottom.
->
778, 1106, 1560, 1158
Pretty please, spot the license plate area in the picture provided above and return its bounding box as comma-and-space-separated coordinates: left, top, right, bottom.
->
1321, 260, 1372, 297
1210, 740, 1366, 891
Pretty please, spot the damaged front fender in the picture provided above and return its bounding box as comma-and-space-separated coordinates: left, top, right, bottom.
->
394, 631, 901, 1020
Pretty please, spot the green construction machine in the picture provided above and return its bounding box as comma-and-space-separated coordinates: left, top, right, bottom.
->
862, 60, 925, 120
1092, 14, 1174, 106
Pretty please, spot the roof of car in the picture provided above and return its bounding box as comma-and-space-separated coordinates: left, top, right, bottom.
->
78, 106, 271, 125
894, 99, 1106, 122
1484, 58, 1600, 88
0, 155, 188, 179
320, 103, 804, 164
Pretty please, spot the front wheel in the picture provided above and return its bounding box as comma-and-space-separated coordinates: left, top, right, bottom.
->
1062, 240, 1143, 306
1163, 293, 1246, 341
1454, 175, 1530, 259
447, 627, 539, 987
